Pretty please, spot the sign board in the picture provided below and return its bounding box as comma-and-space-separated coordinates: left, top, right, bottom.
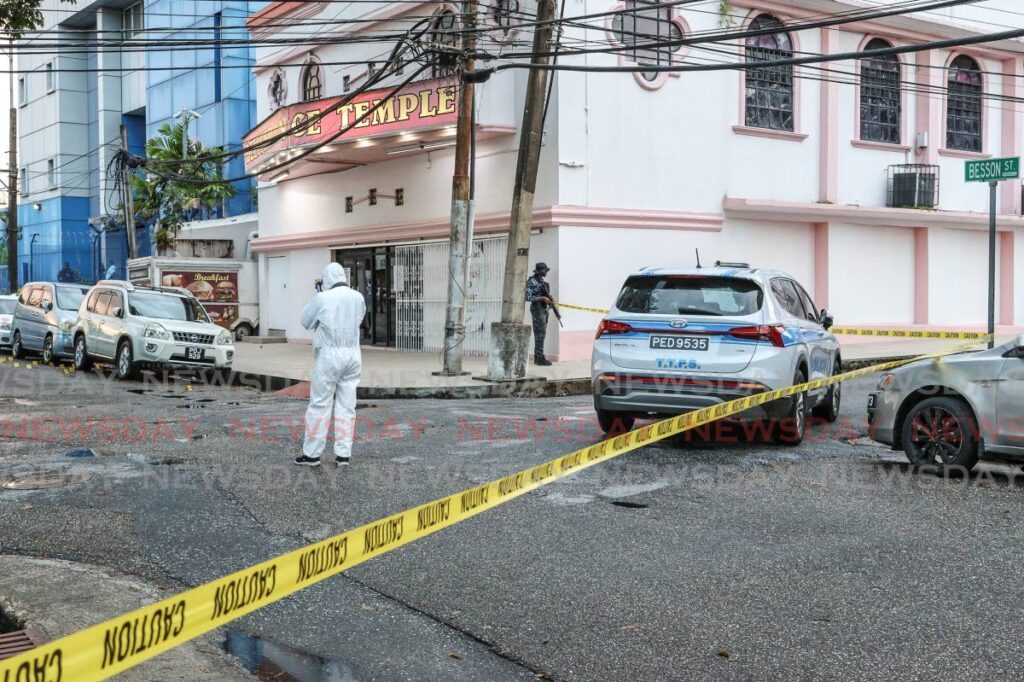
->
160, 270, 240, 329
965, 157, 1020, 182
242, 78, 459, 172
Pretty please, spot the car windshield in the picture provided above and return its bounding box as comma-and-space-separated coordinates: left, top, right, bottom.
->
615, 275, 764, 316
0, 299, 14, 315
128, 291, 210, 322
56, 286, 89, 311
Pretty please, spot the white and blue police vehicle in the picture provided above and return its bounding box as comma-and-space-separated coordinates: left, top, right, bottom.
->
591, 264, 842, 445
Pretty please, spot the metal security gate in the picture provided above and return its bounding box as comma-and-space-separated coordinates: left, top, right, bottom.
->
395, 236, 506, 355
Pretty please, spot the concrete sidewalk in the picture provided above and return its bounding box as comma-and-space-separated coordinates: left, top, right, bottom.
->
231, 329, 1021, 399
0, 555, 253, 681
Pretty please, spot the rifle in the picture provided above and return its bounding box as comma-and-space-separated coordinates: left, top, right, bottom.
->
541, 281, 564, 327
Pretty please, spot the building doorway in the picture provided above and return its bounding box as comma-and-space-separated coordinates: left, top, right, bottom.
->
335, 246, 394, 346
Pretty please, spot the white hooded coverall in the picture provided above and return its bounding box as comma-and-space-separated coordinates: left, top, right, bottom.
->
301, 263, 366, 460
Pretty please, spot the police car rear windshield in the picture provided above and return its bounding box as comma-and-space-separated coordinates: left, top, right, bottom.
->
128, 292, 210, 323
615, 275, 764, 316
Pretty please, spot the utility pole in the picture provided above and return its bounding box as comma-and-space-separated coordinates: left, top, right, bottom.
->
439, 0, 478, 376
6, 38, 18, 294
485, 0, 558, 380
120, 124, 138, 259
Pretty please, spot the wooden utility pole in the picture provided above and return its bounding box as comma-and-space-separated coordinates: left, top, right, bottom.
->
440, 0, 478, 375
485, 0, 558, 380
120, 124, 138, 259
6, 38, 18, 293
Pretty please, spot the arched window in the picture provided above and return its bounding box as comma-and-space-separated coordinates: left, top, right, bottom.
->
947, 54, 983, 152
611, 0, 682, 82
493, 0, 519, 34
744, 15, 794, 131
859, 39, 901, 144
268, 69, 286, 110
301, 60, 322, 102
429, 10, 459, 78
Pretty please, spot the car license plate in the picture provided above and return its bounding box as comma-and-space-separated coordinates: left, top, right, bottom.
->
185, 347, 205, 361
649, 335, 709, 351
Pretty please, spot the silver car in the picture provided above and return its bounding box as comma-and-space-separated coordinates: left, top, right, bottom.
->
11, 281, 91, 363
868, 335, 1024, 470
0, 294, 16, 348
592, 265, 841, 444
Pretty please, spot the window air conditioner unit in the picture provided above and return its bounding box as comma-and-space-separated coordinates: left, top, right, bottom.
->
887, 164, 939, 209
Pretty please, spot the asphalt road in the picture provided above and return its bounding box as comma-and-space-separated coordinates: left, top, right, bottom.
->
2, 354, 1024, 680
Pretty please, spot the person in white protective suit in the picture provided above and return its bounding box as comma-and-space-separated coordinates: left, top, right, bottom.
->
294, 262, 366, 467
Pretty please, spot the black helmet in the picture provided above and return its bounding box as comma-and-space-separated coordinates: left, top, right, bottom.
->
534, 262, 550, 274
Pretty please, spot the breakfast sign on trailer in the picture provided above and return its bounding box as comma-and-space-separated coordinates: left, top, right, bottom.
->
161, 271, 240, 329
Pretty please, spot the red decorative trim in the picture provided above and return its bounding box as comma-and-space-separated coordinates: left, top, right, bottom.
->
251, 205, 724, 253
724, 197, 1024, 230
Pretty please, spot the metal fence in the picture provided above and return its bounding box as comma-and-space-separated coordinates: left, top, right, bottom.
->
395, 236, 507, 355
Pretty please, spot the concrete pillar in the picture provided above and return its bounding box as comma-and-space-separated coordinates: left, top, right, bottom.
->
96, 7, 122, 219
915, 51, 942, 166
914, 228, 929, 324
813, 222, 829, 308
1000, 57, 1023, 216
1000, 231, 1015, 326
818, 28, 839, 203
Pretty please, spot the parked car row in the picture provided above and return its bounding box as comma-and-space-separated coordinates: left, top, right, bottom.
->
5, 279, 235, 380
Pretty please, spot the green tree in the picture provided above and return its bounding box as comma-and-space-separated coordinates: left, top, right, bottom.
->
131, 122, 236, 253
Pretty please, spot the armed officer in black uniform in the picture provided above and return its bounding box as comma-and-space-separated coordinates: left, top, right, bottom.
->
525, 262, 555, 366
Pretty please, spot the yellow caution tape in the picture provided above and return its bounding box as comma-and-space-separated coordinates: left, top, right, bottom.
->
0, 338, 991, 681
829, 327, 991, 340
555, 302, 610, 314
556, 301, 990, 342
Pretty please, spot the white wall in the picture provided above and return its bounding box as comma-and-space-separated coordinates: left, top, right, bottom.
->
554, 220, 815, 334
928, 227, 993, 326
828, 222, 915, 324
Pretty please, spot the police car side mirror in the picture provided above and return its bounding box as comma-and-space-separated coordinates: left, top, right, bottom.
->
1007, 334, 1024, 359
111, 306, 124, 318
819, 309, 834, 330
43, 301, 53, 313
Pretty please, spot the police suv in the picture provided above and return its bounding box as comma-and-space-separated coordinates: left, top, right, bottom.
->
591, 264, 841, 444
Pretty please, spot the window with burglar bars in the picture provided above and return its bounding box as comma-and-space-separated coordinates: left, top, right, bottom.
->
947, 54, 983, 153
611, 0, 681, 82
744, 15, 794, 131
860, 39, 901, 144
430, 10, 459, 78
301, 61, 322, 102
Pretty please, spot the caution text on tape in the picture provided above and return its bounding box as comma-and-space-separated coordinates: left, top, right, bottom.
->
0, 338, 989, 681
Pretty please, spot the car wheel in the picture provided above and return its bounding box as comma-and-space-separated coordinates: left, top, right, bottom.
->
233, 323, 253, 342
11, 331, 24, 359
812, 358, 842, 423
73, 335, 92, 371
901, 396, 979, 471
42, 335, 54, 365
597, 410, 635, 436
116, 341, 139, 381
773, 368, 808, 446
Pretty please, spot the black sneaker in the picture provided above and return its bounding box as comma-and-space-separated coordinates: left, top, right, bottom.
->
335, 456, 351, 467
294, 455, 321, 467
535, 355, 553, 366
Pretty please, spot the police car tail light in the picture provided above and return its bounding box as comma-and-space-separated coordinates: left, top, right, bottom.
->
596, 319, 632, 339
729, 324, 785, 347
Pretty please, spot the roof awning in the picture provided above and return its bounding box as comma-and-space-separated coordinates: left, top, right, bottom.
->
242, 78, 513, 179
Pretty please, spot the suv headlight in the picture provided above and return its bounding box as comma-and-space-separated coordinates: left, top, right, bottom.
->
59, 320, 74, 333
144, 323, 171, 340
216, 330, 233, 346
0, 321, 10, 331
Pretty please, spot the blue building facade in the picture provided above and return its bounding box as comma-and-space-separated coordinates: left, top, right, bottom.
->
8, 0, 261, 292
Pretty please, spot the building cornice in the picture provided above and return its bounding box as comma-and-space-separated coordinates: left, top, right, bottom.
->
723, 197, 1024, 231
250, 205, 724, 252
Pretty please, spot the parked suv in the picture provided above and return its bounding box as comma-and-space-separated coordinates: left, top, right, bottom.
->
592, 265, 841, 444
11, 281, 91, 363
0, 294, 16, 349
73, 280, 235, 380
